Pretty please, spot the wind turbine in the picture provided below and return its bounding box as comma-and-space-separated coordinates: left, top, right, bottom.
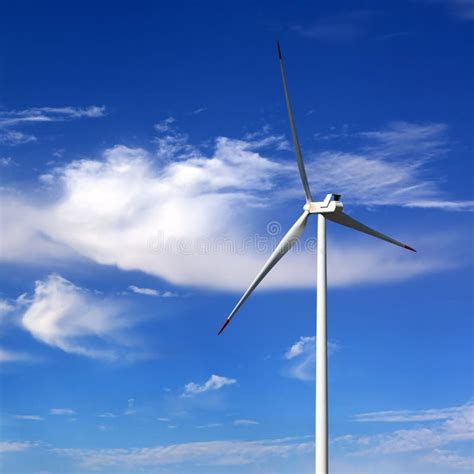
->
217, 42, 416, 474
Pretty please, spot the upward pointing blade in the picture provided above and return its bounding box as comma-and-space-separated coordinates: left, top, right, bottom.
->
326, 211, 416, 252
218, 211, 310, 335
277, 42, 313, 204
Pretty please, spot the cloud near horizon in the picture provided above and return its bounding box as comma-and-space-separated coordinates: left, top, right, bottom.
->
53, 436, 313, 469
333, 400, 474, 470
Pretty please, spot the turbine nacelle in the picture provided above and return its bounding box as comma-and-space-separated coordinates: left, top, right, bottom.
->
304, 194, 344, 214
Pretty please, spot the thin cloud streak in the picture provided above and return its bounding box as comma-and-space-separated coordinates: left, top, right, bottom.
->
334, 401, 474, 456
354, 404, 471, 422
0, 441, 38, 453
13, 415, 44, 421
128, 285, 178, 297
0, 106, 105, 146
53, 436, 313, 469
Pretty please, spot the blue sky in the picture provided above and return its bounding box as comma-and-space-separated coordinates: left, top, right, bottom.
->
0, 1, 473, 473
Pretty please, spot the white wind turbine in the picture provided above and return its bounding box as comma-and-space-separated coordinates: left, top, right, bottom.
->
217, 42, 416, 474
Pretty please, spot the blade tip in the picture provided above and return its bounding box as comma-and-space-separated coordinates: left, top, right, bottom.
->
217, 318, 231, 336
277, 40, 282, 59
405, 245, 417, 252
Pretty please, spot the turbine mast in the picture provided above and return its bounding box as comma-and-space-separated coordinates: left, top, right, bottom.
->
316, 214, 328, 473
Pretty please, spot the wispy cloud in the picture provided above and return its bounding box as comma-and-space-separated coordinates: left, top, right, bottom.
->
13, 415, 44, 421
196, 423, 223, 429
0, 106, 106, 127
242, 126, 291, 151
53, 436, 313, 469
153, 118, 198, 158
182, 374, 237, 397
0, 349, 34, 364
153, 116, 176, 133
0, 441, 38, 453
284, 336, 339, 381
293, 10, 373, 41
97, 412, 120, 419
128, 285, 178, 297
0, 299, 15, 316
420, 448, 474, 471
50, 408, 75, 416
21, 274, 142, 360
0, 156, 13, 166
424, 0, 474, 21
334, 401, 474, 456
307, 122, 474, 211
0, 106, 105, 146
186, 107, 207, 116
0, 130, 37, 145
233, 419, 259, 426
353, 404, 470, 422
124, 398, 137, 416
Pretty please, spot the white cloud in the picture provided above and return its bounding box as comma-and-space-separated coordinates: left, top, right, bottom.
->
13, 415, 44, 421
21, 274, 139, 360
153, 116, 176, 133
128, 285, 178, 297
0, 441, 37, 453
0, 130, 37, 145
53, 436, 313, 469
0, 106, 106, 127
182, 374, 237, 397
153, 119, 198, 158
284, 336, 339, 381
128, 285, 159, 296
0, 156, 13, 166
0, 123, 468, 292
334, 401, 474, 455
97, 412, 120, 419
233, 419, 259, 426
50, 408, 75, 416
0, 299, 15, 315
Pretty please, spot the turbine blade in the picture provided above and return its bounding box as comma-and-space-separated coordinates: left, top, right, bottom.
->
326, 211, 416, 252
277, 41, 312, 203
218, 211, 310, 335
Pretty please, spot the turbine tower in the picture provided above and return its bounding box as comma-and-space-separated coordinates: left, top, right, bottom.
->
217, 42, 416, 474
